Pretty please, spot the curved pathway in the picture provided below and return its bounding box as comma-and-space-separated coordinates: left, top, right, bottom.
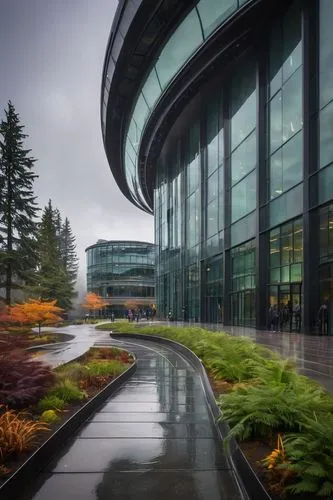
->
21, 334, 244, 500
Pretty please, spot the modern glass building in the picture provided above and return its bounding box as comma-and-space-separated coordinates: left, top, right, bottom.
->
85, 240, 155, 316
102, 0, 333, 334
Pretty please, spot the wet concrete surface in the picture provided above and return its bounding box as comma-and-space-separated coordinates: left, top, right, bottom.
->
138, 321, 333, 393
20, 337, 244, 500
31, 324, 108, 368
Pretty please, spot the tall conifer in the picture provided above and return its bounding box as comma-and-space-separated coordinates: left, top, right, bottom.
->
0, 101, 39, 304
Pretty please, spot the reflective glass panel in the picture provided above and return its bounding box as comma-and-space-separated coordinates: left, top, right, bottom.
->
142, 69, 162, 109
231, 131, 256, 185
155, 9, 203, 89
282, 67, 302, 143
231, 171, 256, 223
319, 100, 333, 169
320, 0, 333, 108
197, 0, 237, 38
231, 57, 256, 150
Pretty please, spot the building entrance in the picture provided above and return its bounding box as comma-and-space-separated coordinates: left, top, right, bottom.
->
268, 283, 302, 332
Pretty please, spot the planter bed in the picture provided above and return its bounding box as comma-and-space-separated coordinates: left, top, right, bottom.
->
97, 323, 333, 499
0, 345, 136, 500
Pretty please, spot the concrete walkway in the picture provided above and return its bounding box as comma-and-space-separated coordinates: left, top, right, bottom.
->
31, 324, 108, 368
21, 336, 244, 500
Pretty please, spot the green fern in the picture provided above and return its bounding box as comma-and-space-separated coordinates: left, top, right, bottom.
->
281, 415, 333, 497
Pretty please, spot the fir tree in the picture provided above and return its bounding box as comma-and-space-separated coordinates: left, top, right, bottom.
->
33, 201, 77, 311
0, 101, 39, 305
61, 217, 78, 282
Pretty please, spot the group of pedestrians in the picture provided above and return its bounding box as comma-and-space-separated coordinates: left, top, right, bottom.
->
268, 301, 330, 334
268, 301, 301, 332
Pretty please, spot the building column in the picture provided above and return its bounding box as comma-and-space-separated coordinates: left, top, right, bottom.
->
255, 35, 268, 330
302, 0, 318, 333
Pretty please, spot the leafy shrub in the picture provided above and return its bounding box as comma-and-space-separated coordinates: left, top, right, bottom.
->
0, 348, 54, 409
40, 410, 59, 423
217, 379, 332, 443
0, 406, 49, 463
49, 379, 87, 403
86, 360, 127, 377
37, 395, 66, 412
279, 415, 333, 497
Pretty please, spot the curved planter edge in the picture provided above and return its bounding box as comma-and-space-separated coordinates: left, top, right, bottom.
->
0, 357, 137, 500
110, 332, 271, 500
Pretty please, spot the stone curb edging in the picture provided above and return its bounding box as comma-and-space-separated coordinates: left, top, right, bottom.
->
110, 332, 271, 500
0, 354, 137, 500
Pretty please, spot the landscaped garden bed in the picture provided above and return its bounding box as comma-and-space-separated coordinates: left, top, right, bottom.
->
0, 338, 134, 486
96, 322, 333, 499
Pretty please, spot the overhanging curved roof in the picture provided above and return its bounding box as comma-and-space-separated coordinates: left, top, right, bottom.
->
101, 0, 291, 213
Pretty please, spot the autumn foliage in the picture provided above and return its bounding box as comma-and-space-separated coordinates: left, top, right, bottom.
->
0, 299, 63, 335
0, 335, 54, 409
81, 292, 108, 314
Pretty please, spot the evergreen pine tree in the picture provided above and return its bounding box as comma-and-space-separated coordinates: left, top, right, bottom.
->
0, 101, 39, 305
33, 201, 77, 311
61, 217, 78, 282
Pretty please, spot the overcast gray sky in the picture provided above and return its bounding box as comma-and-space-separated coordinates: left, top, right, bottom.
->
0, 0, 154, 292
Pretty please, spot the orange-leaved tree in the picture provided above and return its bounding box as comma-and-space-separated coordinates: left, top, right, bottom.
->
81, 292, 108, 317
8, 299, 63, 335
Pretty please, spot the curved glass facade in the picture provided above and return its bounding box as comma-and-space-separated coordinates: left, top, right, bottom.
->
152, 0, 333, 334
103, 0, 251, 210
86, 241, 155, 316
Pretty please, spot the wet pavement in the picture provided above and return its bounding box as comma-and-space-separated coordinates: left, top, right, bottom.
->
31, 324, 108, 368
21, 336, 244, 500
140, 321, 333, 394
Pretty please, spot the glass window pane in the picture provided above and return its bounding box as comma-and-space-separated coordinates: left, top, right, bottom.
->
281, 223, 293, 265
281, 265, 290, 282
282, 67, 302, 142
270, 149, 283, 199
197, 0, 237, 38
293, 219, 303, 263
318, 163, 333, 206
231, 131, 256, 185
269, 91, 282, 154
186, 122, 200, 195
282, 1, 302, 82
207, 170, 218, 202
269, 22, 282, 97
132, 94, 149, 137
319, 101, 333, 169
207, 200, 218, 238
155, 9, 203, 89
142, 69, 162, 109
207, 96, 219, 177
319, 0, 333, 108
270, 228, 280, 268
231, 171, 256, 223
231, 56, 256, 150
269, 184, 303, 227
282, 131, 303, 192
290, 263, 302, 282
270, 268, 280, 283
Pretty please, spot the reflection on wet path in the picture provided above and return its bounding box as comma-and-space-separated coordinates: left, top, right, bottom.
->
20, 337, 243, 500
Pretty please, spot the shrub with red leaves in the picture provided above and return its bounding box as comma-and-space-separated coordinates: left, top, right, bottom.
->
0, 338, 54, 409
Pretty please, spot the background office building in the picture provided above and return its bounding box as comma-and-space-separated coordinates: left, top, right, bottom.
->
86, 240, 155, 316
102, 0, 333, 334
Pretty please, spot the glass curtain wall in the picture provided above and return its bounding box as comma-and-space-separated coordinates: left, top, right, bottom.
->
268, 218, 303, 331
230, 240, 256, 326
267, 1, 303, 228
154, 0, 333, 331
